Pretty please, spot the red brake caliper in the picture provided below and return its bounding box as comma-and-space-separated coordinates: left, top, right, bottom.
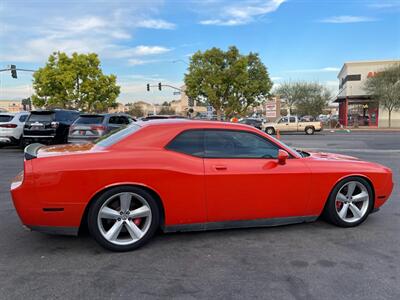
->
133, 218, 142, 226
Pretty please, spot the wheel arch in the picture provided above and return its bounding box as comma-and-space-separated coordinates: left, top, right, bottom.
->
322, 174, 376, 214
79, 183, 166, 234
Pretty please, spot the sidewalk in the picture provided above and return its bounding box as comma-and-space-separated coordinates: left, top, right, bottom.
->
327, 127, 400, 133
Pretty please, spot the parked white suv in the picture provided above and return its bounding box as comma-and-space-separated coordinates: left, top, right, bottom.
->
0, 112, 30, 147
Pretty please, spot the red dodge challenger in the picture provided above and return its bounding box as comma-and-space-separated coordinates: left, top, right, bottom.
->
11, 120, 393, 251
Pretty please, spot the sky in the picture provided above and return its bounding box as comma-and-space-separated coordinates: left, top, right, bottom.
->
0, 0, 399, 103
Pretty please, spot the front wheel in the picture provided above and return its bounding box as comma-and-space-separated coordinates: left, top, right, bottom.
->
323, 177, 373, 227
88, 186, 160, 251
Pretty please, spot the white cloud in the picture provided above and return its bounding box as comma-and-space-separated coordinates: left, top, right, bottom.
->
199, 0, 285, 26
128, 59, 160, 66
319, 15, 377, 24
130, 45, 171, 56
286, 67, 340, 73
136, 19, 176, 30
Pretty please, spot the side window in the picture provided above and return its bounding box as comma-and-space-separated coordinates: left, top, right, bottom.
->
289, 117, 296, 123
166, 130, 204, 157
204, 130, 279, 159
19, 115, 28, 122
109, 116, 120, 124
278, 117, 288, 123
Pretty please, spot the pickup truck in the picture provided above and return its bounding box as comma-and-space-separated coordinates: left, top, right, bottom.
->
261, 116, 322, 135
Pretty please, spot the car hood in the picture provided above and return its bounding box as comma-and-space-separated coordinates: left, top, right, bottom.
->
37, 143, 100, 158
306, 151, 360, 161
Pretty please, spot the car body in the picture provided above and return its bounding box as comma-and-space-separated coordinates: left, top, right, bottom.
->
68, 113, 135, 144
0, 112, 30, 146
11, 120, 393, 251
239, 118, 263, 129
262, 116, 323, 135
23, 109, 80, 146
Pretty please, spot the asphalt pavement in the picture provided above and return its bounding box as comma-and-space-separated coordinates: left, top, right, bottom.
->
0, 131, 399, 299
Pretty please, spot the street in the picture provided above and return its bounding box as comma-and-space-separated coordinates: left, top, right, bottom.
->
0, 131, 399, 300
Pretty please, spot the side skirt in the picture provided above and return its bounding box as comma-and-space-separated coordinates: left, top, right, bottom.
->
163, 215, 318, 233
28, 225, 79, 236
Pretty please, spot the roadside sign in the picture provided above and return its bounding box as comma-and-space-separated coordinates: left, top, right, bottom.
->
265, 100, 277, 118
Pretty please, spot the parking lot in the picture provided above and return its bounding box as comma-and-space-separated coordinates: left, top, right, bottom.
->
0, 131, 399, 300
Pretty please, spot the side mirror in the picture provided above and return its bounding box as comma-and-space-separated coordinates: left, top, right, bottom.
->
278, 149, 289, 165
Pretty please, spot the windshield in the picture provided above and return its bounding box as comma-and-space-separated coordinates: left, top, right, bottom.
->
95, 124, 141, 147
28, 113, 54, 122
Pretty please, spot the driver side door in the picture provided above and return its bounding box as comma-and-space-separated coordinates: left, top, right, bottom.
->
203, 129, 311, 223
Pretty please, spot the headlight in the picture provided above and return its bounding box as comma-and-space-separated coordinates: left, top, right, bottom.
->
10, 171, 24, 190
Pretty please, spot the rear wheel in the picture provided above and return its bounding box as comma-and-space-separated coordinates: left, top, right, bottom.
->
265, 127, 275, 135
88, 186, 160, 251
323, 177, 373, 227
305, 126, 315, 135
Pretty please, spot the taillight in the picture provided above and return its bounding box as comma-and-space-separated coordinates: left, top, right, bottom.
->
51, 121, 59, 128
11, 171, 24, 190
0, 123, 17, 128
91, 125, 106, 132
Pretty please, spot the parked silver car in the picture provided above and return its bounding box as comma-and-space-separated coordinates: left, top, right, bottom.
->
68, 113, 135, 143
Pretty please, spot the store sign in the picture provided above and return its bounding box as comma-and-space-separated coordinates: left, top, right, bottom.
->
265, 100, 277, 117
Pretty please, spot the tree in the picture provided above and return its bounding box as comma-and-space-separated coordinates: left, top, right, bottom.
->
275, 82, 330, 116
32, 52, 120, 112
158, 106, 175, 115
128, 103, 145, 118
184, 46, 272, 119
364, 64, 400, 127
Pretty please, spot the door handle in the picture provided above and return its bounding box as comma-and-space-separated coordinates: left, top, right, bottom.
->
213, 165, 227, 171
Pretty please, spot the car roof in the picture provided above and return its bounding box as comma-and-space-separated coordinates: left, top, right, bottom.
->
0, 111, 29, 116
136, 118, 255, 130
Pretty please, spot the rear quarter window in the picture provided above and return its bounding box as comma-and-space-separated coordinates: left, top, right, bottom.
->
166, 130, 204, 157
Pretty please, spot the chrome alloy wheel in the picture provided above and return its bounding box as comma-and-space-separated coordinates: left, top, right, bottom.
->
97, 192, 152, 245
335, 181, 370, 223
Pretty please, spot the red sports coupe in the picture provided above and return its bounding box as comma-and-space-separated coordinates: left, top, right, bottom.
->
11, 120, 393, 251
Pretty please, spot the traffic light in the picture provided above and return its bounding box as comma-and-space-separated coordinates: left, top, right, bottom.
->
158, 82, 162, 91
146, 84, 150, 91
10, 65, 17, 79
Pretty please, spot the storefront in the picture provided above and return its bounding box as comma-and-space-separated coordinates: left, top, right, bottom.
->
335, 60, 400, 128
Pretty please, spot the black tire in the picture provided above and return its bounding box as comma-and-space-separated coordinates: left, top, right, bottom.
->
265, 127, 275, 135
322, 176, 373, 227
305, 126, 315, 135
88, 186, 160, 251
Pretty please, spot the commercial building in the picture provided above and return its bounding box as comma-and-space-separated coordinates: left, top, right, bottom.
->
335, 59, 400, 127
0, 100, 23, 112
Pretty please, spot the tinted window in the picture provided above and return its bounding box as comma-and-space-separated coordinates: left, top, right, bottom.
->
96, 124, 141, 147
0, 115, 13, 122
289, 117, 296, 123
55, 111, 79, 122
204, 130, 279, 159
109, 116, 130, 125
19, 115, 28, 122
76, 116, 104, 124
166, 130, 204, 157
28, 113, 54, 122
